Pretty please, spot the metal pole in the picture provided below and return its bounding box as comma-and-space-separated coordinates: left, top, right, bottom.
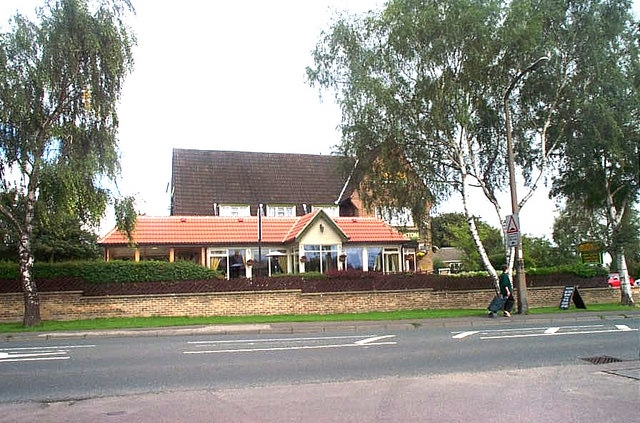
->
258, 203, 263, 277
503, 56, 549, 314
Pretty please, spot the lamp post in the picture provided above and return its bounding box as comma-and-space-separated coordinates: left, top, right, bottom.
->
503, 56, 549, 314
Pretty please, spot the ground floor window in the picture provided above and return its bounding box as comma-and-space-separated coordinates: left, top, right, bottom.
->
383, 247, 401, 273
344, 247, 364, 270
367, 247, 401, 273
209, 248, 247, 279
368, 247, 383, 272
266, 250, 288, 276
303, 244, 338, 273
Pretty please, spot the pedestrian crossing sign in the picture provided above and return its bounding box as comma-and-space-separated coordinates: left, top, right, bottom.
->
505, 214, 520, 247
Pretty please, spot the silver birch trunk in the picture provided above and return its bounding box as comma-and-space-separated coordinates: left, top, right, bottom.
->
460, 158, 500, 294
616, 248, 635, 306
20, 181, 40, 326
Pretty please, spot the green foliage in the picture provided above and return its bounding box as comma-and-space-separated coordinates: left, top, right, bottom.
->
522, 235, 579, 268
0, 0, 136, 324
114, 196, 137, 245
432, 212, 504, 271
0, 260, 221, 283
526, 263, 608, 278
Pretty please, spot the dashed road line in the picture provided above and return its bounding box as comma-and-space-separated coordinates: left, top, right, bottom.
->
184, 334, 397, 354
453, 324, 638, 340
0, 344, 95, 363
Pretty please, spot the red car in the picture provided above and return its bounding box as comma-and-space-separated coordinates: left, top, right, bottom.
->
607, 273, 636, 288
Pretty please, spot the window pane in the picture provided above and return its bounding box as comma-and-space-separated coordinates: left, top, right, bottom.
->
368, 247, 383, 272
229, 250, 245, 278
306, 251, 321, 272
345, 248, 363, 270
324, 250, 338, 272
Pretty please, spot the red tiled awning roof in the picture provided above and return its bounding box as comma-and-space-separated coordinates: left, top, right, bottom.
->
98, 212, 408, 246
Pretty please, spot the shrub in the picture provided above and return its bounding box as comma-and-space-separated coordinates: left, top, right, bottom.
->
0, 260, 222, 283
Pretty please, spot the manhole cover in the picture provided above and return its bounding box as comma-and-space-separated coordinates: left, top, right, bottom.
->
581, 356, 625, 365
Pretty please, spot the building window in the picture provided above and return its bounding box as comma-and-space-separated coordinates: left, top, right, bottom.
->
266, 205, 295, 217
208, 248, 247, 279
312, 205, 339, 217
366, 247, 401, 273
383, 247, 401, 273
219, 205, 251, 217
344, 247, 364, 270
375, 207, 414, 227
303, 244, 338, 273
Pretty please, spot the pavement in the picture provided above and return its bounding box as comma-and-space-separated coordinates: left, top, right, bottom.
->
3, 309, 639, 341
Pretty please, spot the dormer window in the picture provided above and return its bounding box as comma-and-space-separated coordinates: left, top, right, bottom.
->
311, 205, 339, 218
219, 205, 251, 217
266, 205, 296, 217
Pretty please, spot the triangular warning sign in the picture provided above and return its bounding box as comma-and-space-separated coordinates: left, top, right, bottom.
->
506, 215, 519, 234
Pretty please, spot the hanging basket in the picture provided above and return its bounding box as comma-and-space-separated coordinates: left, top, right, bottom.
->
246, 259, 254, 267
299, 256, 307, 263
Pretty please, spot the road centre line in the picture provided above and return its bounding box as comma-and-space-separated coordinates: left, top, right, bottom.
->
480, 327, 638, 340
452, 331, 479, 339
184, 340, 397, 354
188, 335, 376, 345
0, 344, 96, 352
0, 345, 95, 363
0, 356, 70, 363
185, 335, 397, 354
356, 335, 396, 345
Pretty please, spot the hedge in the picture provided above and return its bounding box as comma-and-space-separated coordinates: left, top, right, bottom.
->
0, 260, 222, 283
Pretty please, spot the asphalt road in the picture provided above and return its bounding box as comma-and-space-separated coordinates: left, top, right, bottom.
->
0, 311, 638, 422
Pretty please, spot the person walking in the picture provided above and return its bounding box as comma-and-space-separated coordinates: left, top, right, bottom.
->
499, 265, 515, 317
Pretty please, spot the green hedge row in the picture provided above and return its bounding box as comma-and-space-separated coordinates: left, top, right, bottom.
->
0, 260, 222, 283
0, 261, 608, 284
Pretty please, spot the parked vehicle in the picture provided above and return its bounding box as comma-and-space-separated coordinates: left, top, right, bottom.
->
607, 273, 636, 288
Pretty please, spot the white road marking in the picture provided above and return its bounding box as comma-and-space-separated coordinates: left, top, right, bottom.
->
355, 335, 396, 345
188, 335, 368, 345
185, 335, 397, 354
452, 331, 479, 339
480, 326, 638, 340
0, 345, 96, 352
0, 344, 95, 363
452, 324, 637, 340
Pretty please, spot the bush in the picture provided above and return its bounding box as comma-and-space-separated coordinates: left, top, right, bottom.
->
0, 260, 222, 283
526, 263, 608, 278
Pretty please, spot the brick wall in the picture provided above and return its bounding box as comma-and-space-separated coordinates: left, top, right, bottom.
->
0, 287, 637, 322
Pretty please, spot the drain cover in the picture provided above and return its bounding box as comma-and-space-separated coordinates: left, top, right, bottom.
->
581, 356, 625, 365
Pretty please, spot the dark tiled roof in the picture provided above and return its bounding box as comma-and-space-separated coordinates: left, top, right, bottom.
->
171, 149, 356, 216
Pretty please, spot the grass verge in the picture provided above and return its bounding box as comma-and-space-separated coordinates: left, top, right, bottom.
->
0, 303, 636, 334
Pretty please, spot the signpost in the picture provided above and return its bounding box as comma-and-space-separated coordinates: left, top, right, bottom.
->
505, 214, 520, 247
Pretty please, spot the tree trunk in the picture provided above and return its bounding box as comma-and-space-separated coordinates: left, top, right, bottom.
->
20, 181, 40, 327
19, 233, 40, 326
460, 166, 499, 293
617, 249, 635, 306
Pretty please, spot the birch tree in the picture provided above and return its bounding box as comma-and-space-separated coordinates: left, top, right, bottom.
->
307, 0, 562, 291
0, 0, 135, 326
549, 0, 639, 306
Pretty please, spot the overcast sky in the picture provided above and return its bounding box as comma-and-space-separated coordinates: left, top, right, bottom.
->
1, 0, 638, 238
